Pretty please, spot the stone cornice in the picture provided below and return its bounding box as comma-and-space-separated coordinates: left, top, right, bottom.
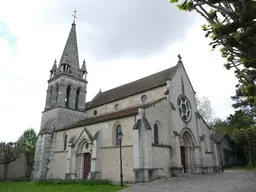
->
101, 145, 133, 149
48, 73, 87, 84
42, 106, 85, 113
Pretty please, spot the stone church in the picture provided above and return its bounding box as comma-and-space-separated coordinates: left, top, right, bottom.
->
32, 20, 221, 182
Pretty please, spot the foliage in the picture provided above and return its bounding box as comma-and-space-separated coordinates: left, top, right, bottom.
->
17, 128, 37, 165
0, 142, 22, 179
0, 142, 21, 164
196, 95, 213, 123
212, 118, 233, 136
170, 0, 256, 109
227, 110, 255, 129
0, 181, 126, 192
233, 126, 256, 166
213, 109, 256, 166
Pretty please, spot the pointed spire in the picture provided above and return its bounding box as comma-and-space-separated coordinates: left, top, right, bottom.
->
81, 59, 87, 72
59, 21, 79, 70
50, 59, 57, 72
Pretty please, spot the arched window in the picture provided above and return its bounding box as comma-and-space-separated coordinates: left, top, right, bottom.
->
49, 86, 53, 106
63, 134, 67, 151
154, 124, 159, 144
56, 83, 59, 104
75, 88, 80, 110
116, 125, 122, 146
65, 85, 71, 108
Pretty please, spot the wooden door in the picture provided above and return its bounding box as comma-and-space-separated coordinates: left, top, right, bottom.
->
180, 146, 186, 173
83, 153, 91, 179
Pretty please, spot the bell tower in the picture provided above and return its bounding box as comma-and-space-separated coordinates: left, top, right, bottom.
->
33, 13, 87, 179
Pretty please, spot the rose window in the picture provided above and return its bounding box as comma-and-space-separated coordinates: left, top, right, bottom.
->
177, 95, 192, 122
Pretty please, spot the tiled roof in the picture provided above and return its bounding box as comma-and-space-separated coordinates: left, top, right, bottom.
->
211, 132, 226, 142
86, 65, 178, 109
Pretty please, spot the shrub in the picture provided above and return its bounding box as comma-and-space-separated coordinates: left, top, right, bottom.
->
34, 179, 113, 185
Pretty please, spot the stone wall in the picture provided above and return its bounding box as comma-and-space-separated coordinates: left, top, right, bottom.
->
0, 154, 26, 179
101, 146, 133, 182
86, 86, 165, 118
152, 146, 171, 178
52, 116, 135, 181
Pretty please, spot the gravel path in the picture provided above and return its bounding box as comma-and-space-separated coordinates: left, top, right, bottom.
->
120, 170, 256, 192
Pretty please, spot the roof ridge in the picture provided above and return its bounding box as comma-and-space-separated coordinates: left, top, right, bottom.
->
87, 64, 178, 109
87, 89, 102, 109
101, 65, 177, 94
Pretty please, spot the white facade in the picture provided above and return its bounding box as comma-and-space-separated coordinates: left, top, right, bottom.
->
33, 22, 220, 182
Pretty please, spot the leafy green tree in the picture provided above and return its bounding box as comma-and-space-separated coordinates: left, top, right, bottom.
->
196, 95, 213, 124
17, 128, 37, 178
233, 126, 256, 166
213, 118, 233, 136
170, 0, 256, 109
227, 110, 255, 129
0, 142, 21, 180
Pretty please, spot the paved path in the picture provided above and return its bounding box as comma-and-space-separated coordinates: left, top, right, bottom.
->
121, 170, 256, 192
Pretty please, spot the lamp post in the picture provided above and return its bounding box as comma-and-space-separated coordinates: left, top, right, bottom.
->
118, 129, 124, 186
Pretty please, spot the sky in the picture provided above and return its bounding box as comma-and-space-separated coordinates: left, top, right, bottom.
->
0, 0, 237, 142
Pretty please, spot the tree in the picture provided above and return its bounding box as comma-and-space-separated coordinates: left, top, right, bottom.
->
17, 128, 37, 178
212, 118, 233, 136
233, 126, 256, 166
196, 95, 213, 123
170, 0, 256, 109
227, 110, 255, 129
0, 142, 21, 180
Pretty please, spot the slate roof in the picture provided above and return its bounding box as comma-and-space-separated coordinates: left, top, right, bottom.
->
211, 132, 227, 142
57, 97, 166, 131
86, 65, 178, 109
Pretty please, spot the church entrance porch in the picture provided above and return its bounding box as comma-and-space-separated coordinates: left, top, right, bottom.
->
83, 153, 91, 179
73, 138, 92, 179
179, 129, 196, 173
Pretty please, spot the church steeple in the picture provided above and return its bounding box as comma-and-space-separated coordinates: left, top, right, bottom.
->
45, 12, 88, 111
59, 22, 80, 74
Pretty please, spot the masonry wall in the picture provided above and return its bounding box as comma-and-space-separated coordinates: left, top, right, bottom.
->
144, 99, 171, 145
86, 86, 166, 118
168, 64, 200, 143
152, 146, 171, 177
101, 146, 133, 182
50, 152, 67, 179
51, 116, 135, 181
0, 154, 26, 179
199, 118, 214, 168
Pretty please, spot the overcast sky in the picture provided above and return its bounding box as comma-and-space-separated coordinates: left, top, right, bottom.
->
0, 0, 237, 142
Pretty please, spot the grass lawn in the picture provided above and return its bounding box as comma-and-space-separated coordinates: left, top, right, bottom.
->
225, 166, 256, 171
0, 182, 127, 192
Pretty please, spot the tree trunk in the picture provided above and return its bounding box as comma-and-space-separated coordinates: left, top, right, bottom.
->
26, 163, 33, 178
3, 164, 9, 180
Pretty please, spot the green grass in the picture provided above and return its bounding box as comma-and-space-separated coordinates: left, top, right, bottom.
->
0, 181, 127, 192
225, 166, 256, 171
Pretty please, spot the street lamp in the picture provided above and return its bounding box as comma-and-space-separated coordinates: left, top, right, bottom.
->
118, 128, 124, 186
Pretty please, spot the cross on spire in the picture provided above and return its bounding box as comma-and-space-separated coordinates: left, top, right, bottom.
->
72, 10, 78, 24
178, 54, 182, 61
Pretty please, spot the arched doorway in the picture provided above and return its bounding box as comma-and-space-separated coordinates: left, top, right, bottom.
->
75, 139, 91, 179
180, 129, 195, 173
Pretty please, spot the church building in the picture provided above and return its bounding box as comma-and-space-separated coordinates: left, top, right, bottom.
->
32, 19, 221, 182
